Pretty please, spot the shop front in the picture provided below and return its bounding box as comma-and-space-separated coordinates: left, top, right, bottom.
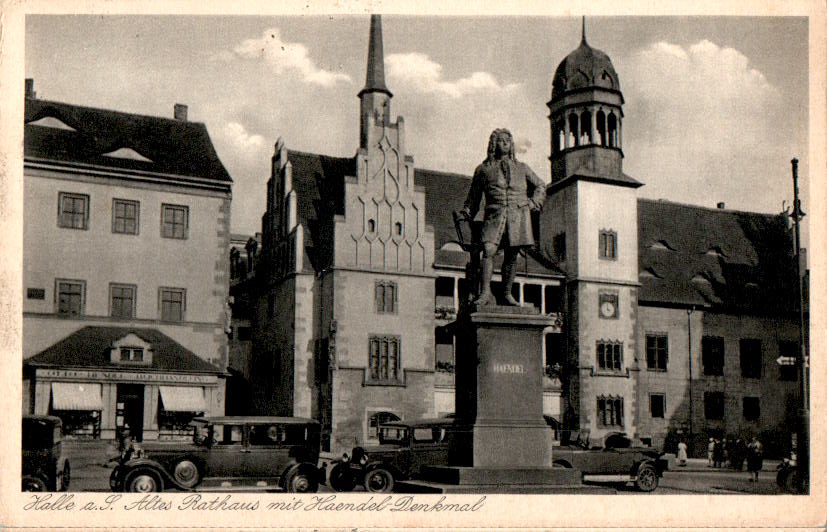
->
24, 327, 226, 441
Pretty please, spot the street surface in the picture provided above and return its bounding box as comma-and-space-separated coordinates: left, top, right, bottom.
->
62, 442, 783, 494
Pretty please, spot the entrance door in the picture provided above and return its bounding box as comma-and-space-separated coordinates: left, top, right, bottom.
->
117, 384, 145, 441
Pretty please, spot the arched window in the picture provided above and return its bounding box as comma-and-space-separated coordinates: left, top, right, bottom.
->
608, 113, 618, 148
568, 113, 580, 147
395, 222, 403, 236
367, 411, 401, 441
596, 110, 607, 147
579, 110, 592, 145
367, 218, 376, 233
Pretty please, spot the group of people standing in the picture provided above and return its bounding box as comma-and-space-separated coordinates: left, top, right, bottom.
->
706, 436, 764, 481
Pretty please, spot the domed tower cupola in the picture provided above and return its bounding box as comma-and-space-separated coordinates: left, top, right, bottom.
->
548, 19, 625, 183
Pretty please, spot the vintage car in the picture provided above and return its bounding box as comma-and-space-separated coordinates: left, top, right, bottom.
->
110, 416, 322, 493
23, 415, 71, 491
328, 418, 468, 493
552, 431, 668, 491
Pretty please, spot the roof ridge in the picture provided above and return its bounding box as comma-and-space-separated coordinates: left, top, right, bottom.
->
27, 98, 206, 127
638, 198, 784, 218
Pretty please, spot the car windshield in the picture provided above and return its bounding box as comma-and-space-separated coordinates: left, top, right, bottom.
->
23, 419, 58, 449
378, 426, 408, 444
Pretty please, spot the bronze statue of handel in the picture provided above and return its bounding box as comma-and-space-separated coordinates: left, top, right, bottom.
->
459, 128, 545, 306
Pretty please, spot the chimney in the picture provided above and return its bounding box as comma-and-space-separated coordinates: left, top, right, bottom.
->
174, 103, 188, 122
25, 78, 36, 99
717, 202, 725, 209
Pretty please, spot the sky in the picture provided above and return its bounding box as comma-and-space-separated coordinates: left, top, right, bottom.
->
24, 15, 810, 242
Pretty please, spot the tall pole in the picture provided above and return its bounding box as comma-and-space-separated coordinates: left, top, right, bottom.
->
791, 158, 809, 492
686, 306, 694, 455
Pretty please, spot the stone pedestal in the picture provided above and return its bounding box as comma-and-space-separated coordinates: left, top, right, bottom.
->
454, 305, 554, 467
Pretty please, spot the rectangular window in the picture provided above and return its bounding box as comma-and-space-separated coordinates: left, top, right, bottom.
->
159, 288, 186, 322
110, 284, 136, 319
375, 281, 397, 314
55, 279, 85, 316
597, 396, 624, 427
57, 192, 89, 229
112, 199, 139, 234
596, 341, 623, 371
743, 396, 760, 421
368, 336, 400, 384
646, 334, 668, 371
704, 391, 725, 420
161, 204, 189, 239
435, 327, 454, 373
702, 336, 725, 376
650, 394, 665, 418
553, 233, 566, 261
739, 338, 762, 379
778, 340, 799, 381
120, 347, 144, 362
599, 230, 617, 260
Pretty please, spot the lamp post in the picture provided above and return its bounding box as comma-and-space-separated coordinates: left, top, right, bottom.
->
686, 306, 695, 456
790, 158, 809, 492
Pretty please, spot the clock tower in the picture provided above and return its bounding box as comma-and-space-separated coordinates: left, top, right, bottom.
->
539, 21, 643, 439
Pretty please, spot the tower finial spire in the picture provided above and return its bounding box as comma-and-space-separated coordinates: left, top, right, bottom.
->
360, 14, 392, 97
581, 16, 587, 44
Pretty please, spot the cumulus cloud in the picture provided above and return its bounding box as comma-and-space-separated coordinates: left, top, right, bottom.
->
230, 28, 351, 87
386, 53, 520, 98
219, 121, 266, 156
624, 39, 780, 155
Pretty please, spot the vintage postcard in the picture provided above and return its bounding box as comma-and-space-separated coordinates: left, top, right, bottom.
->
0, 0, 824, 529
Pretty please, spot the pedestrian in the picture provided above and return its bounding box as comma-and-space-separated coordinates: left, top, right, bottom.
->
707, 438, 715, 467
733, 438, 747, 471
677, 440, 688, 467
722, 437, 729, 468
713, 438, 724, 468
747, 437, 763, 482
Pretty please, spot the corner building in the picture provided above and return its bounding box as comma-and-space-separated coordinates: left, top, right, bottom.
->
22, 82, 232, 441
250, 18, 804, 456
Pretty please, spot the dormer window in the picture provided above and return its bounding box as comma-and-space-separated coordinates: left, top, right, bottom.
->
109, 333, 153, 365
650, 240, 675, 251
102, 147, 153, 162
27, 116, 76, 131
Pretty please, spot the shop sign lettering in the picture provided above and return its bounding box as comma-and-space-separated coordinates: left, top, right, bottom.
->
37, 369, 216, 384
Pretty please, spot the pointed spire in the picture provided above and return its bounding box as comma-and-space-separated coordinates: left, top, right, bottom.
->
359, 15, 392, 97
581, 16, 587, 44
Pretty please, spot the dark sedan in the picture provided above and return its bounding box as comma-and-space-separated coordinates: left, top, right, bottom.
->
110, 416, 322, 493
23, 415, 71, 491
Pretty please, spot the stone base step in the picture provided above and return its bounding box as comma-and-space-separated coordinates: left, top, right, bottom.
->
420, 465, 581, 486
395, 479, 608, 494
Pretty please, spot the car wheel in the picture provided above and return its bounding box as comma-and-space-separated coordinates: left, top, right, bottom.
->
125, 469, 162, 493
634, 463, 659, 492
172, 459, 201, 488
328, 463, 356, 492
109, 468, 123, 492
60, 462, 71, 492
22, 475, 47, 492
364, 467, 394, 493
285, 469, 319, 493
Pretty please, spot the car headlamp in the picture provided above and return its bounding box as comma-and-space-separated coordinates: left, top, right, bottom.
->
359, 455, 368, 465
342, 453, 349, 463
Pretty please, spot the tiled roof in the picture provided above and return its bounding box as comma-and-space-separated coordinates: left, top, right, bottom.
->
285, 151, 352, 272
638, 199, 797, 312
25, 326, 224, 374
24, 98, 232, 184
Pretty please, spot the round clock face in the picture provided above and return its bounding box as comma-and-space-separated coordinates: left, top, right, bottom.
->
600, 301, 616, 317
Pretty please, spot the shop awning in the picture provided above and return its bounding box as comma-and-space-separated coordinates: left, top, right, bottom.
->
51, 382, 103, 411
159, 386, 206, 412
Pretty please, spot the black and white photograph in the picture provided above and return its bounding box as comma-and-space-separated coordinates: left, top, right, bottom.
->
1, 1, 824, 529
